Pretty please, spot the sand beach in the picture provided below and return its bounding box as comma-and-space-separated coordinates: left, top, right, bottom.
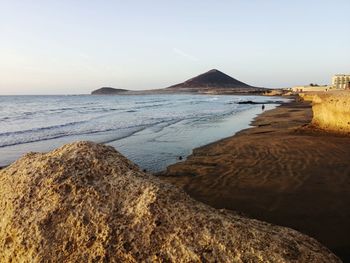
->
1, 93, 349, 262
2, 1, 349, 261
159, 95, 350, 261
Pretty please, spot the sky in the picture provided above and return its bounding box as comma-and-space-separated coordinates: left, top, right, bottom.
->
0, 0, 349, 95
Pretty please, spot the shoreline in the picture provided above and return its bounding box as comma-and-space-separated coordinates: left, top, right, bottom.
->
0, 94, 347, 261
0, 94, 286, 172
158, 97, 350, 261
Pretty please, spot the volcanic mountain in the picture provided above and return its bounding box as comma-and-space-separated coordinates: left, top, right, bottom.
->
166, 69, 263, 92
90, 70, 267, 95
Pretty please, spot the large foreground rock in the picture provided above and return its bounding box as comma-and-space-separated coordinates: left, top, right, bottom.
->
0, 142, 340, 262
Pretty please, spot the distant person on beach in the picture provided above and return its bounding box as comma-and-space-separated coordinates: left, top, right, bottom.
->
262, 104, 265, 111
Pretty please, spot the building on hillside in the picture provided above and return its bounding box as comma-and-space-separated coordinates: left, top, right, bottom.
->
291, 74, 350, 93
291, 85, 331, 93
332, 74, 350, 89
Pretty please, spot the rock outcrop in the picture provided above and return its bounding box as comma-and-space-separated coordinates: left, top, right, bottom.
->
301, 91, 350, 134
312, 91, 350, 133
0, 142, 340, 262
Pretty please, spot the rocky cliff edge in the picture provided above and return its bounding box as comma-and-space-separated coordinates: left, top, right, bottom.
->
300, 91, 350, 134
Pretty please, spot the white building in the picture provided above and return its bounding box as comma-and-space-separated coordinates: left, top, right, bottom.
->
332, 74, 350, 89
291, 85, 331, 93
291, 74, 350, 93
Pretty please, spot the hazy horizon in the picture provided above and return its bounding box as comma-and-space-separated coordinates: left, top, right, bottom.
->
1, 0, 349, 95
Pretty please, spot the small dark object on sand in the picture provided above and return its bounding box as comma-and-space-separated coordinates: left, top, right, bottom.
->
262, 104, 265, 110
143, 169, 147, 173
179, 156, 183, 160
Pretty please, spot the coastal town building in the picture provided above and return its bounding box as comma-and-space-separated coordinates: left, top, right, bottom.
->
291, 74, 350, 93
332, 74, 350, 89
291, 85, 331, 93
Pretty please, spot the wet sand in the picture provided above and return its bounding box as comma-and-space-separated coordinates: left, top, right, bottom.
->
159, 98, 350, 261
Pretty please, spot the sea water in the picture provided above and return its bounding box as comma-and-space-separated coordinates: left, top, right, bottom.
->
0, 94, 287, 172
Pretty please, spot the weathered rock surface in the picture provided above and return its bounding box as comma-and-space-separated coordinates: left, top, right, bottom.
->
0, 142, 340, 262
300, 91, 350, 134
310, 91, 350, 134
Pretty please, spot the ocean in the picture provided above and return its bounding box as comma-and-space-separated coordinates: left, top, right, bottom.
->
0, 94, 287, 172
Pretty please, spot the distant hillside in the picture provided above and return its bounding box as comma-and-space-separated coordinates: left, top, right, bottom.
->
90, 70, 267, 95
167, 69, 259, 90
91, 87, 128, 95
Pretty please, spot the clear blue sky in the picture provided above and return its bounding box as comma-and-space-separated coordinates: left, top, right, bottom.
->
0, 0, 349, 94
